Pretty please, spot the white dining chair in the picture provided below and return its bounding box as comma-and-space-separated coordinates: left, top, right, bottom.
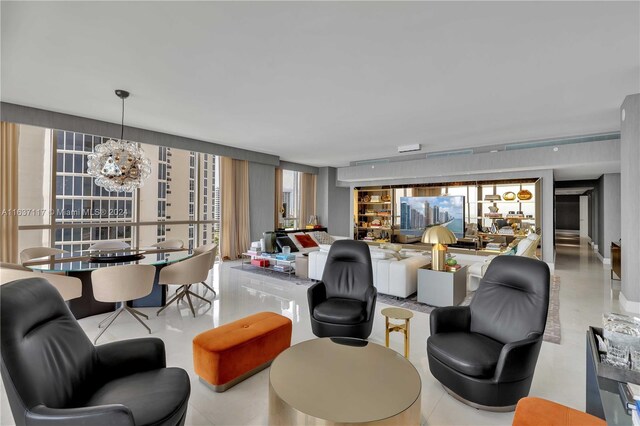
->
87, 240, 131, 251
156, 251, 213, 317
91, 264, 156, 343
20, 247, 67, 265
150, 239, 184, 249
0, 265, 82, 301
193, 243, 218, 297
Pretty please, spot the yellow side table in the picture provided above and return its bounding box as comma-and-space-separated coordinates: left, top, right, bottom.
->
381, 307, 414, 358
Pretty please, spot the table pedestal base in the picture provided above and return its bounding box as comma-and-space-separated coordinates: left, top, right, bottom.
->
269, 382, 421, 425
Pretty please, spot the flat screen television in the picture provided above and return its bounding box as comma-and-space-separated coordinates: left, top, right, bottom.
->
399, 196, 465, 239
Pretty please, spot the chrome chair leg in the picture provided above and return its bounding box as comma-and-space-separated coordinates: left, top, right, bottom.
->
184, 291, 196, 317
200, 281, 217, 298
94, 307, 124, 344
156, 286, 186, 316
128, 307, 149, 319
98, 309, 119, 328
125, 307, 151, 334
188, 290, 212, 304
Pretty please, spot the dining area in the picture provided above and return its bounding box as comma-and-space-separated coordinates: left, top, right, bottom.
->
0, 239, 219, 343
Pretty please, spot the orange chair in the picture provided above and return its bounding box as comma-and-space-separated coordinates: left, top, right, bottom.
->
513, 397, 606, 426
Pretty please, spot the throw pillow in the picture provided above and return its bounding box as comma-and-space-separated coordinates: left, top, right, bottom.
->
289, 233, 306, 250
293, 233, 319, 249
312, 231, 335, 245
275, 236, 299, 253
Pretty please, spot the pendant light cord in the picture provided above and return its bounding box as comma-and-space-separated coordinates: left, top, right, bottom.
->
120, 96, 125, 140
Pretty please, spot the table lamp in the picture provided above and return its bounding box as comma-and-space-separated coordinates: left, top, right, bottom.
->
422, 225, 457, 271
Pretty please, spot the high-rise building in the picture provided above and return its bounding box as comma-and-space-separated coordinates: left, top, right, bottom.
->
18, 127, 219, 260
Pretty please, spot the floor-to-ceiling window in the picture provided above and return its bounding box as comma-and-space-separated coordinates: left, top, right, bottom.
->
16, 124, 220, 262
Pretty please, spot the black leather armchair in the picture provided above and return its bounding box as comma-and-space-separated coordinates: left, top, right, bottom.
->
427, 256, 550, 410
307, 240, 377, 339
1, 277, 191, 426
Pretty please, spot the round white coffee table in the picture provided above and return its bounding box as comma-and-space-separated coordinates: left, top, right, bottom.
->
269, 337, 421, 425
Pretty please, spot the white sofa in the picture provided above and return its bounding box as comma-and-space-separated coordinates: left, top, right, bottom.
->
308, 247, 430, 298
467, 233, 541, 291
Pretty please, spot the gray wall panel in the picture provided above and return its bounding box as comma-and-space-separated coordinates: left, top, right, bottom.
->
2, 102, 280, 165
316, 167, 351, 237
621, 94, 640, 304
248, 162, 276, 241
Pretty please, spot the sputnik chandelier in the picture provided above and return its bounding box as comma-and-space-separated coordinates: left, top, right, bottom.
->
87, 90, 151, 192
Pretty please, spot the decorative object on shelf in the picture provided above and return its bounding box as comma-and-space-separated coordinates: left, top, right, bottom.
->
485, 194, 502, 201
370, 219, 381, 227
370, 195, 381, 202
502, 191, 516, 201
517, 189, 533, 201
87, 90, 151, 192
488, 206, 499, 213
381, 194, 391, 202
421, 225, 457, 271
363, 195, 371, 202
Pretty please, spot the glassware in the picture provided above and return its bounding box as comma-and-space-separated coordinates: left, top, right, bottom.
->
631, 349, 640, 372
282, 246, 291, 255
605, 343, 630, 368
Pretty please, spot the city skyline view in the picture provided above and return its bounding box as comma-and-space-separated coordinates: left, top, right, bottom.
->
400, 196, 465, 238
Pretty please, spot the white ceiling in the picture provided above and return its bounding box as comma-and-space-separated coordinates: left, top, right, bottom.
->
2, 1, 638, 168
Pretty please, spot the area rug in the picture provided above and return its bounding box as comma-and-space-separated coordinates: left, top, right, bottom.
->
233, 265, 561, 344
378, 276, 562, 344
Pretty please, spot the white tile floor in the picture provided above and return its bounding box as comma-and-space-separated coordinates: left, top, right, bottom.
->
1, 235, 626, 425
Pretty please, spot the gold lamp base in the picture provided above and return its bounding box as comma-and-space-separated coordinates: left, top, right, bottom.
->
431, 243, 448, 271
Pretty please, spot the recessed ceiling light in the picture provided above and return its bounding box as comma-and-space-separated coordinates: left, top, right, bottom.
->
622, 109, 626, 121
553, 147, 559, 152
490, 150, 498, 153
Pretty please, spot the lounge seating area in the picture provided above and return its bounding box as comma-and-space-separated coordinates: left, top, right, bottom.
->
1, 2, 638, 425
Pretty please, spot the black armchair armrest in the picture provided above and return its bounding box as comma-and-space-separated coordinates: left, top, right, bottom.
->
364, 286, 377, 321
307, 281, 327, 318
28, 404, 134, 426
96, 337, 166, 381
493, 334, 543, 382
430, 306, 471, 335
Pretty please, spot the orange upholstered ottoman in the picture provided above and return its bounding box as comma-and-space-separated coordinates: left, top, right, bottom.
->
193, 311, 292, 392
513, 397, 606, 426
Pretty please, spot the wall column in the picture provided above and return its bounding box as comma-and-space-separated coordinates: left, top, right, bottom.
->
620, 94, 640, 313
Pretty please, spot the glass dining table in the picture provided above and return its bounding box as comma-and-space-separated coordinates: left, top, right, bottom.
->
26, 248, 193, 319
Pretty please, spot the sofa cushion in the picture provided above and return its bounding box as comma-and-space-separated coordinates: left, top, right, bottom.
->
515, 238, 532, 256
86, 368, 190, 425
370, 250, 392, 260
427, 332, 503, 378
313, 298, 366, 324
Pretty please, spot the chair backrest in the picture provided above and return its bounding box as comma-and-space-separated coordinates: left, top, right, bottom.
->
470, 256, 550, 344
321, 240, 374, 301
151, 239, 184, 249
19, 247, 67, 264
1, 278, 97, 413
158, 252, 213, 286
91, 264, 156, 303
88, 240, 131, 251
194, 243, 217, 268
0, 267, 82, 301
0, 262, 30, 271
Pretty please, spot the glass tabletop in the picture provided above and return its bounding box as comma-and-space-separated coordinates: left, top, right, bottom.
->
28, 249, 192, 272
